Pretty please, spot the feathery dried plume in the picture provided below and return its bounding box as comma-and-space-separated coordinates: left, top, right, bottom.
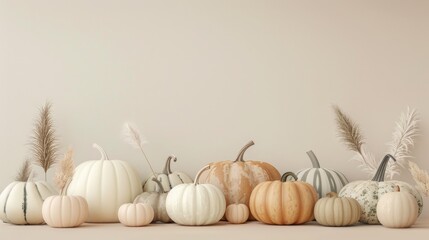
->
386, 107, 419, 179
122, 122, 156, 176
55, 148, 74, 195
351, 146, 378, 176
409, 161, 429, 197
333, 105, 364, 153
30, 102, 59, 180
15, 159, 32, 182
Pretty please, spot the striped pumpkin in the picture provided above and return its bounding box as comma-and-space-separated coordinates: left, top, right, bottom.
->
0, 181, 57, 225
296, 151, 348, 198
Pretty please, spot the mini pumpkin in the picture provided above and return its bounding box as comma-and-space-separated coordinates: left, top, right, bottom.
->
225, 204, 249, 224
339, 154, 423, 224
377, 186, 419, 228
166, 166, 226, 226
118, 203, 154, 227
249, 172, 318, 225
66, 144, 142, 222
134, 178, 171, 223
42, 195, 88, 228
314, 192, 361, 226
198, 141, 280, 218
297, 151, 348, 198
143, 155, 193, 192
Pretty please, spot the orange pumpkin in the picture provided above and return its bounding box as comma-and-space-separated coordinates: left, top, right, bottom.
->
249, 172, 318, 225
198, 141, 281, 211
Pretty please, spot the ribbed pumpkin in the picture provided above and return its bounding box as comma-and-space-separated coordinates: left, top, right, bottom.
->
377, 186, 419, 228
0, 181, 57, 225
249, 172, 318, 225
118, 203, 154, 227
225, 204, 249, 224
339, 154, 423, 224
296, 151, 348, 198
314, 192, 361, 226
166, 166, 226, 226
143, 155, 193, 192
134, 179, 171, 223
198, 141, 280, 214
66, 144, 142, 222
42, 195, 88, 228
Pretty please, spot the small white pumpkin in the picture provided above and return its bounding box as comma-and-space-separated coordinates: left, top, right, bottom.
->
42, 195, 88, 228
118, 203, 154, 227
314, 192, 361, 226
134, 178, 171, 223
377, 186, 419, 228
166, 166, 226, 226
296, 151, 349, 198
66, 144, 142, 222
143, 155, 193, 192
0, 181, 57, 225
225, 204, 249, 224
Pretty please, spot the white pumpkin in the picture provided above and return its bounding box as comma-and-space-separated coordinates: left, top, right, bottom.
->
143, 155, 193, 192
377, 186, 419, 228
42, 195, 88, 228
118, 203, 154, 227
166, 166, 226, 226
339, 155, 423, 224
66, 144, 142, 222
225, 204, 249, 224
0, 181, 57, 225
296, 151, 348, 198
134, 178, 171, 223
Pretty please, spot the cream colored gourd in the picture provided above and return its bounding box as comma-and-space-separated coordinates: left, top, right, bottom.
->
225, 204, 249, 224
377, 186, 419, 228
143, 155, 193, 192
314, 192, 361, 226
198, 141, 280, 220
118, 203, 154, 227
249, 172, 318, 225
134, 178, 171, 223
42, 195, 88, 227
0, 181, 57, 225
166, 166, 226, 226
66, 144, 142, 222
339, 155, 423, 224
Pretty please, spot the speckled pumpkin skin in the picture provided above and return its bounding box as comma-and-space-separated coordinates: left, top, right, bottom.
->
339, 180, 423, 224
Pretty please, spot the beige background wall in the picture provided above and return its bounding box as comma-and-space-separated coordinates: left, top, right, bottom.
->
1, 0, 428, 218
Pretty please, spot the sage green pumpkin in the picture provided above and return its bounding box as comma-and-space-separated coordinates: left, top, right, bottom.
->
339, 154, 423, 224
133, 179, 171, 223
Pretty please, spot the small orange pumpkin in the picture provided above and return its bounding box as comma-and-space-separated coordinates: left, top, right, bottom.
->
249, 172, 318, 225
198, 141, 280, 211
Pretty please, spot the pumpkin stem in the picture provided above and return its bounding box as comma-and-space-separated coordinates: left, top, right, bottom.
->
326, 192, 338, 198
234, 141, 255, 162
394, 185, 400, 192
93, 143, 109, 160
306, 150, 321, 168
162, 155, 177, 174
281, 172, 298, 182
194, 165, 210, 185
151, 178, 166, 193
371, 154, 396, 182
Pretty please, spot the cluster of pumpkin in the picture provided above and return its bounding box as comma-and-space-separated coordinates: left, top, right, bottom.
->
0, 141, 424, 228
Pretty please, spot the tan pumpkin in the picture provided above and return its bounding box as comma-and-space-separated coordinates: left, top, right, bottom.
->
118, 203, 154, 227
225, 204, 249, 224
198, 141, 280, 215
314, 192, 361, 226
249, 172, 318, 225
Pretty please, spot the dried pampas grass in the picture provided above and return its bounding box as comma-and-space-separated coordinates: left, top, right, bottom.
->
409, 161, 429, 197
15, 159, 32, 182
30, 102, 59, 180
55, 148, 74, 195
